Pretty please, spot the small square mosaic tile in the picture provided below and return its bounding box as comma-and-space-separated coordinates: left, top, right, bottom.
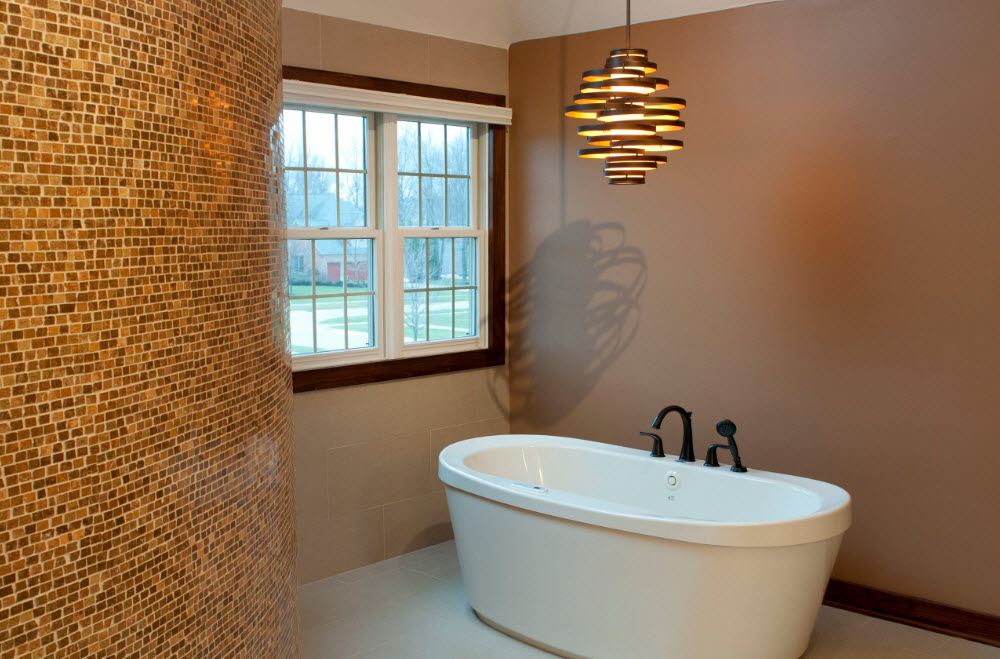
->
0, 0, 297, 656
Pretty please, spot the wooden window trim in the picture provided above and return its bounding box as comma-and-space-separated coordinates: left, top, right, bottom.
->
285, 68, 506, 393
282, 66, 506, 108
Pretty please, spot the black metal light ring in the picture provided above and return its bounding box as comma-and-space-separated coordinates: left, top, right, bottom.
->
609, 47, 648, 58
579, 78, 658, 94
577, 147, 645, 159
577, 122, 656, 137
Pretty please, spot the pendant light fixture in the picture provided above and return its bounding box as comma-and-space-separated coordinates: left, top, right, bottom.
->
565, 0, 687, 185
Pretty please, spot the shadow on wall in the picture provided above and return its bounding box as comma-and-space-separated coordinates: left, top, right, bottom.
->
494, 220, 647, 428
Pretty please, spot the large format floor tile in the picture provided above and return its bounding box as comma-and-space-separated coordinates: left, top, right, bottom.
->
301, 541, 1000, 659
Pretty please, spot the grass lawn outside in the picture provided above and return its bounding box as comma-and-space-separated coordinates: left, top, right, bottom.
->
290, 287, 476, 353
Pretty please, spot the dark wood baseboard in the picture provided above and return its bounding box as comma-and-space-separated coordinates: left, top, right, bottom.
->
823, 579, 1000, 647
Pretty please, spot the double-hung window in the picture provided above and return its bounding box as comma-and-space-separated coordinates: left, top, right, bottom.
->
282, 76, 510, 383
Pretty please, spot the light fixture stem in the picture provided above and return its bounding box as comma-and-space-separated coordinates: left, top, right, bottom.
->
626, 0, 631, 48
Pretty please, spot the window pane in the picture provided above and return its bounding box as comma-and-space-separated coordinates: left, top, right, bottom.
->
454, 289, 476, 338
285, 106, 486, 362
420, 123, 445, 174
306, 170, 337, 227
347, 295, 374, 349
305, 111, 337, 168
421, 176, 445, 227
403, 291, 427, 343
285, 170, 306, 227
290, 298, 314, 355
446, 125, 469, 175
403, 238, 426, 290
283, 109, 304, 168
397, 121, 419, 174
339, 172, 366, 227
288, 240, 312, 296
398, 174, 419, 227
345, 239, 373, 292
429, 290, 454, 341
315, 240, 345, 295
338, 114, 365, 170
428, 238, 451, 288
447, 178, 469, 227
454, 238, 476, 286
316, 297, 346, 352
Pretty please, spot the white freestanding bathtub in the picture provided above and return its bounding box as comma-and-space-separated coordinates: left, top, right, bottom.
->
439, 434, 851, 659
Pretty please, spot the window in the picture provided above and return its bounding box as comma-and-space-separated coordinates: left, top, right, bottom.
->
284, 107, 379, 363
281, 73, 508, 390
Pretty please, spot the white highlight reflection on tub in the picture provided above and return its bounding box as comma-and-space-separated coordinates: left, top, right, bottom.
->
439, 434, 852, 659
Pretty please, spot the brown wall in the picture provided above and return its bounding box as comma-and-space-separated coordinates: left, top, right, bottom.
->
1, 0, 297, 656
281, 9, 510, 584
508, 0, 1000, 616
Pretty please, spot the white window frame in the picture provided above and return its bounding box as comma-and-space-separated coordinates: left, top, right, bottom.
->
283, 81, 510, 372
286, 107, 381, 371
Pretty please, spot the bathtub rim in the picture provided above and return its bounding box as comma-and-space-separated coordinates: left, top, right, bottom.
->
439, 433, 852, 548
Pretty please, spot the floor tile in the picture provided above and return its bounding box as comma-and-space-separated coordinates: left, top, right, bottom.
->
300, 541, 995, 659
334, 557, 401, 583
435, 539, 459, 557
804, 611, 955, 658
303, 601, 441, 658
348, 639, 436, 659
301, 567, 442, 632
398, 544, 462, 581
932, 637, 1000, 659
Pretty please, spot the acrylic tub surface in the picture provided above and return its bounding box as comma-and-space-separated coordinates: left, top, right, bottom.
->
439, 434, 852, 659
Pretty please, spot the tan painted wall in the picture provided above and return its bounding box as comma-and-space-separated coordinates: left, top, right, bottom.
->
281, 8, 510, 584
282, 8, 508, 95
508, 0, 1000, 616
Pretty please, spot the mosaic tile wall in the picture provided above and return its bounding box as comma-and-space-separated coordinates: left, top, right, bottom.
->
0, 0, 298, 656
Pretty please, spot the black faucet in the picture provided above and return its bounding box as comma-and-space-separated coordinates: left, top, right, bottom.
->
648, 405, 696, 462
638, 432, 665, 458
704, 419, 748, 472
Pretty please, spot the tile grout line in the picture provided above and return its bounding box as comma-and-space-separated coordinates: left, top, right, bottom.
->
380, 504, 386, 562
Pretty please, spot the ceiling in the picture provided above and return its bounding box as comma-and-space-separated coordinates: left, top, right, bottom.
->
282, 0, 782, 49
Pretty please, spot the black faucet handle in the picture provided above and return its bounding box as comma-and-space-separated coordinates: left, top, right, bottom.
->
704, 444, 725, 467
639, 432, 665, 458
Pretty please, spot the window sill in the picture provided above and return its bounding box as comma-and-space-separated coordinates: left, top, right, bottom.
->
291, 345, 504, 392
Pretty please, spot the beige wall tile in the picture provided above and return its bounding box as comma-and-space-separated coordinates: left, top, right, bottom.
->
320, 16, 430, 84
428, 36, 508, 95
281, 8, 323, 69
429, 416, 509, 491
295, 444, 328, 523
282, 10, 509, 97
298, 507, 385, 584
295, 367, 508, 454
294, 367, 507, 582
326, 431, 431, 518
384, 491, 453, 558
283, 9, 511, 585
293, 390, 366, 453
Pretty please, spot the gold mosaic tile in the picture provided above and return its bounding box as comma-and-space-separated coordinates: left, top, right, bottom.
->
0, 0, 297, 656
